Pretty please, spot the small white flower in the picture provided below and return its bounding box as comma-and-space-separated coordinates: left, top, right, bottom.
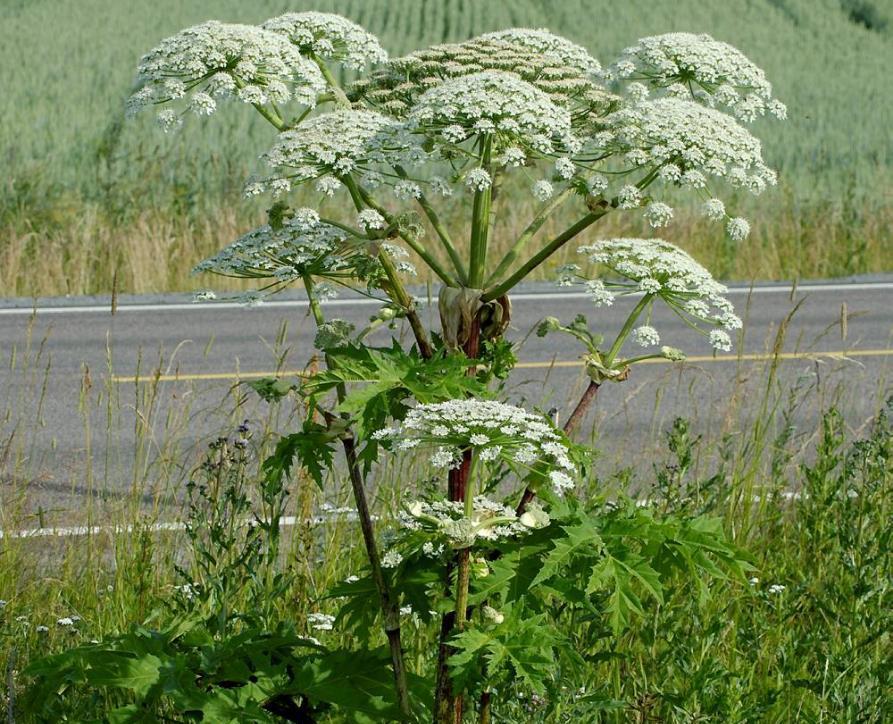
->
482, 605, 505, 624
554, 157, 576, 180
639, 277, 662, 294
644, 202, 674, 228
381, 550, 403, 568
726, 217, 751, 241
532, 180, 554, 201
357, 209, 386, 230
307, 612, 336, 631
189, 92, 216, 116
549, 469, 574, 493
469, 433, 490, 446
617, 184, 641, 209
767, 584, 786, 594
632, 325, 660, 347
584, 279, 615, 307
709, 329, 733, 351
703, 198, 726, 221
36, 625, 49, 633
465, 168, 492, 192
344, 575, 360, 583
56, 617, 75, 627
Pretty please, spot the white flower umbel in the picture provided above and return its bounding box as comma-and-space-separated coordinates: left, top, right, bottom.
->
408, 71, 577, 156
127, 22, 325, 124
350, 33, 615, 126
192, 209, 376, 284
476, 28, 602, 77
576, 238, 741, 348
262, 12, 387, 70
259, 109, 421, 191
399, 496, 550, 549
375, 399, 574, 484
598, 98, 777, 195
606, 33, 786, 122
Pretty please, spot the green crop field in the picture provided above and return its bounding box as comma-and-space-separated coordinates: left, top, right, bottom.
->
1, 0, 891, 296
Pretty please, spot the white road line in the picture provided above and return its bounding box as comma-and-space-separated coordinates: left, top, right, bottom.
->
0, 513, 363, 540
1, 281, 891, 316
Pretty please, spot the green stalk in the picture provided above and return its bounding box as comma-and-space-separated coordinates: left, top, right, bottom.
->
394, 165, 468, 284
310, 53, 350, 107
349, 178, 457, 286
485, 185, 577, 287
482, 207, 609, 302
302, 274, 412, 719
341, 175, 437, 357
468, 136, 493, 289
603, 293, 655, 366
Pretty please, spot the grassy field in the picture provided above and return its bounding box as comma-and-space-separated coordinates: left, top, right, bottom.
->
1, 0, 892, 297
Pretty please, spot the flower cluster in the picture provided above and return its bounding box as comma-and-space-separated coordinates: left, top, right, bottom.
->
599, 98, 777, 198
373, 399, 576, 493
476, 28, 602, 77
398, 497, 550, 549
408, 70, 577, 157
126, 21, 325, 129
261, 12, 387, 70
574, 238, 741, 351
350, 33, 616, 124
252, 109, 423, 195
606, 33, 786, 122
191, 208, 379, 285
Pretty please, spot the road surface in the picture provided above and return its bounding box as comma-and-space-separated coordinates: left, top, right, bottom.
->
1, 278, 890, 524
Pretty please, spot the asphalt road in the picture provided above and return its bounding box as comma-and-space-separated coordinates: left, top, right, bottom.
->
1, 279, 891, 523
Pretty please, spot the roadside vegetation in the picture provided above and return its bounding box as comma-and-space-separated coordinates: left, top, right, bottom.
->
2, 0, 892, 296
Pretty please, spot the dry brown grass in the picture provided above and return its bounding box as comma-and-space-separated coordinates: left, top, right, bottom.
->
2, 195, 891, 298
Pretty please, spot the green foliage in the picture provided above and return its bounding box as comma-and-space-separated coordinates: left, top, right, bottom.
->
305, 340, 488, 470
263, 419, 339, 489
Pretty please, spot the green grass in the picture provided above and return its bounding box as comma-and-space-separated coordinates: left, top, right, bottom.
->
1, 0, 892, 296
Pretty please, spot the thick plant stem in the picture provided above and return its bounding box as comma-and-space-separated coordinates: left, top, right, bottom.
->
564, 379, 602, 437
479, 691, 492, 724
377, 250, 434, 359
304, 275, 412, 719
342, 435, 412, 718
434, 319, 481, 723
485, 185, 577, 287
482, 206, 609, 302
517, 380, 601, 515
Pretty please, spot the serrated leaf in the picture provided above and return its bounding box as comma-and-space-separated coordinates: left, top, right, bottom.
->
530, 522, 603, 588
263, 421, 337, 489
246, 377, 297, 402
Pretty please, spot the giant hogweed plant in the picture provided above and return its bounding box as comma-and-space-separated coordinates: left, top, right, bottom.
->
27, 15, 786, 722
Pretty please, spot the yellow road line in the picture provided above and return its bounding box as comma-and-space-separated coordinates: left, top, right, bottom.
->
109, 348, 893, 384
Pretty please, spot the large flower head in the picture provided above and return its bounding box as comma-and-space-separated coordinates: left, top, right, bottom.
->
261, 12, 388, 70
191, 208, 380, 285
398, 496, 549, 549
252, 109, 424, 195
408, 70, 578, 157
126, 21, 325, 128
374, 400, 576, 493
598, 98, 777, 196
350, 32, 616, 124
475, 28, 602, 77
574, 238, 740, 350
606, 33, 786, 122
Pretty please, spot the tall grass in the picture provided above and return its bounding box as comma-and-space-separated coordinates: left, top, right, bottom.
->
1, 0, 891, 296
